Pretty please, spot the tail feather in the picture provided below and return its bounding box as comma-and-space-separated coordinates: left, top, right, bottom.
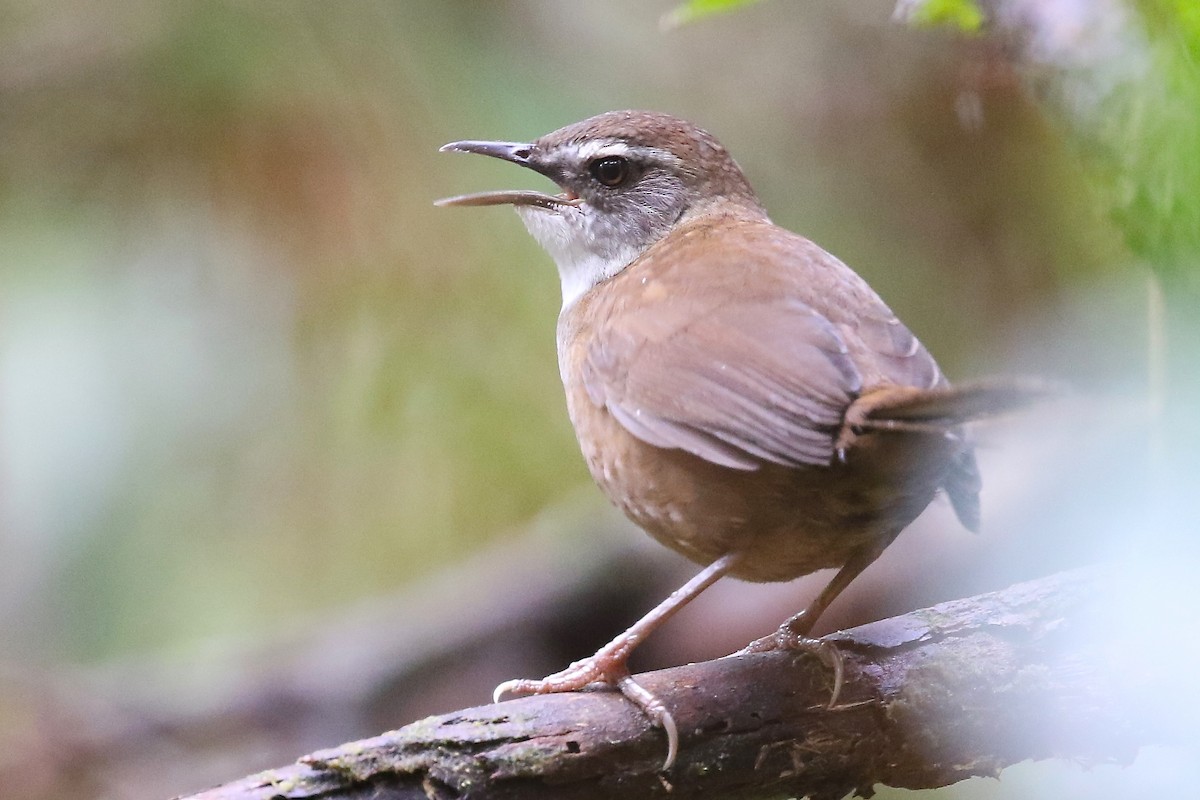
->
944, 447, 983, 532
841, 376, 1056, 533
861, 377, 1059, 428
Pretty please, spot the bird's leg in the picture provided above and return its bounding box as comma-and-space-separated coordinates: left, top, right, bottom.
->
494, 551, 741, 701
494, 551, 741, 769
738, 534, 899, 706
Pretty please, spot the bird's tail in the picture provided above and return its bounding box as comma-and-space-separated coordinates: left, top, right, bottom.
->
839, 377, 1058, 533
852, 377, 1058, 431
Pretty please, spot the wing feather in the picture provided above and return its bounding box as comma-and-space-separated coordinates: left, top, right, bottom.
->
583, 296, 863, 470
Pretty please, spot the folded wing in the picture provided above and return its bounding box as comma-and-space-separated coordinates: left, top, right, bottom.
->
582, 296, 864, 470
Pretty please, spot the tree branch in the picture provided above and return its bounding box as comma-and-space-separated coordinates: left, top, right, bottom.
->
179, 567, 1178, 800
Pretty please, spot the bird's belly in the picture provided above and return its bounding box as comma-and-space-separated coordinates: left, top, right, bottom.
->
573, 403, 941, 583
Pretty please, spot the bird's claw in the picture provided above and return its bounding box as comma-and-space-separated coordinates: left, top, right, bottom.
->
493, 658, 680, 770
737, 627, 845, 708
616, 673, 679, 770
492, 657, 606, 703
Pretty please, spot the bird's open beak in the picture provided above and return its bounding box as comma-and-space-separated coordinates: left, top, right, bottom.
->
435, 140, 582, 209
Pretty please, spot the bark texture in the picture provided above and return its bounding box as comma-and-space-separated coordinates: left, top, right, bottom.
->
180, 567, 1173, 800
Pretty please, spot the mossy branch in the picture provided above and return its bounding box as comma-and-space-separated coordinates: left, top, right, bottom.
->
178, 567, 1173, 800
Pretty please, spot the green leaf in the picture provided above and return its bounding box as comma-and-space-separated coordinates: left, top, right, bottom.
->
661, 0, 769, 30
904, 0, 985, 33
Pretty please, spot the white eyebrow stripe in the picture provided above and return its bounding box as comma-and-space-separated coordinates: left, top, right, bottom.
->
573, 141, 682, 170
576, 140, 631, 161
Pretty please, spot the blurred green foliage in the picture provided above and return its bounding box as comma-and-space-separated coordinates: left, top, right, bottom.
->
904, 0, 984, 33
1114, 0, 1200, 281
905, 0, 1200, 283
663, 0, 769, 28
0, 3, 590, 660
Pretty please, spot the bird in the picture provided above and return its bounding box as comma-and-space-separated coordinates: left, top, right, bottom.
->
436, 110, 1041, 768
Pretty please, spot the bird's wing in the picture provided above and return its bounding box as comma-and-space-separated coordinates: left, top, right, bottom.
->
849, 305, 946, 391
581, 296, 863, 471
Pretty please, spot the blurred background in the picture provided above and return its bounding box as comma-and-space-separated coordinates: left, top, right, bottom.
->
1, 1, 1195, 798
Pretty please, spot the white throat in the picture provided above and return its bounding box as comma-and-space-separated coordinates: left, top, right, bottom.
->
515, 206, 644, 310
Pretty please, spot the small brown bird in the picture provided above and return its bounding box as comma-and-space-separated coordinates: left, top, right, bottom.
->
438, 110, 1038, 767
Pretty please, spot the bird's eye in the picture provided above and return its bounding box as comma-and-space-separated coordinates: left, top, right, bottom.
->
589, 156, 630, 188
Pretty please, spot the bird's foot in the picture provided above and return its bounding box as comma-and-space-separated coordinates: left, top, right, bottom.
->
492, 554, 743, 771
494, 652, 680, 770
493, 656, 607, 703
737, 616, 845, 708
